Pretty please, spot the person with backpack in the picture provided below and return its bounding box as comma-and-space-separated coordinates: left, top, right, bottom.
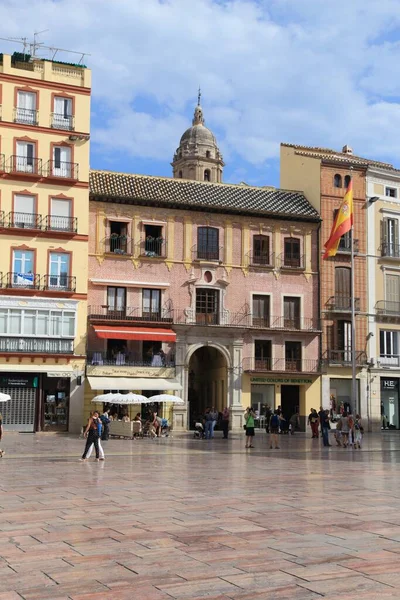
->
80, 411, 101, 461
269, 410, 280, 449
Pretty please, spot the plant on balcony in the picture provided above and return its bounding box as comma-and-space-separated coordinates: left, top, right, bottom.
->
110, 233, 119, 239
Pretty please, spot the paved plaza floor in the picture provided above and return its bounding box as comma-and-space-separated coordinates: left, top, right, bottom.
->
1, 430, 400, 599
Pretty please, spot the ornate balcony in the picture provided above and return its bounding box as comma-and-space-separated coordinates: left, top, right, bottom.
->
247, 251, 275, 268
41, 275, 76, 292
42, 215, 78, 233
9, 155, 42, 176
0, 337, 74, 354
192, 244, 222, 262
326, 295, 360, 312
139, 237, 167, 258
7, 212, 41, 229
51, 113, 75, 131
322, 349, 367, 366
46, 160, 78, 180
5, 272, 41, 290
104, 235, 132, 256
277, 253, 305, 270
380, 243, 400, 259
243, 357, 320, 373
88, 306, 173, 325
13, 107, 39, 126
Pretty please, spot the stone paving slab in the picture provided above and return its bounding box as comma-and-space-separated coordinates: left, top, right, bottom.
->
1, 432, 400, 598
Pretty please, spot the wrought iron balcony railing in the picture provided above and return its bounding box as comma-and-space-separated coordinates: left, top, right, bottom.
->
104, 236, 133, 255
5, 272, 41, 289
9, 155, 42, 175
375, 300, 400, 317
88, 306, 173, 323
0, 337, 74, 354
46, 160, 79, 180
192, 244, 222, 262
51, 113, 75, 131
380, 243, 400, 258
0, 153, 4, 172
41, 275, 76, 292
243, 357, 320, 373
323, 349, 367, 365
87, 351, 175, 368
13, 107, 38, 126
7, 212, 41, 229
42, 215, 78, 233
277, 253, 305, 269
139, 238, 167, 258
247, 252, 275, 268
379, 355, 400, 367
326, 295, 360, 312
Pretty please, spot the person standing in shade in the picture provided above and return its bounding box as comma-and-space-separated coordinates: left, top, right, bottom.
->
321, 409, 332, 447
80, 411, 101, 461
318, 406, 325, 437
269, 410, 280, 449
221, 407, 230, 439
340, 411, 350, 448
244, 407, 256, 448
204, 407, 213, 439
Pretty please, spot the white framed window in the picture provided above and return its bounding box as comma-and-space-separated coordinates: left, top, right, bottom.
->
13, 194, 36, 228
12, 250, 35, 287
15, 141, 35, 173
0, 307, 76, 338
49, 253, 70, 288
16, 91, 37, 125
50, 198, 72, 230
385, 187, 398, 198
53, 97, 73, 130
53, 146, 72, 177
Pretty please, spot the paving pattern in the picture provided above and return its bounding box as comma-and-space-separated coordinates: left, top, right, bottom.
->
1, 431, 400, 599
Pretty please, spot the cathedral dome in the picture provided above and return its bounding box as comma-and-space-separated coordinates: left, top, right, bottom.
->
180, 123, 217, 147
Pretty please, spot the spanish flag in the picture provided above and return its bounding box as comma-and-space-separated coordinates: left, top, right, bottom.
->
323, 178, 353, 259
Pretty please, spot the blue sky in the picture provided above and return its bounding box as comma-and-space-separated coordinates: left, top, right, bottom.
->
2, 0, 400, 187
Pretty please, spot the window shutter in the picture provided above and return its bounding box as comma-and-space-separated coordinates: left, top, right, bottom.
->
395, 220, 399, 247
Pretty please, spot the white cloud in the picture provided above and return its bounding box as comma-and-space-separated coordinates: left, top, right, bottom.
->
1, 0, 400, 177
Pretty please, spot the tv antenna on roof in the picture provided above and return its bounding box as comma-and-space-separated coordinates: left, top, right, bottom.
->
0, 31, 90, 65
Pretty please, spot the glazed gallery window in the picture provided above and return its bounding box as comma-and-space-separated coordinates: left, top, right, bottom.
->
197, 227, 219, 260
0, 308, 75, 337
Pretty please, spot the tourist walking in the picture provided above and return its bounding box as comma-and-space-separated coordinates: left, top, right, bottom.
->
80, 411, 101, 461
354, 414, 363, 449
347, 412, 355, 447
269, 410, 280, 449
321, 410, 331, 447
340, 411, 350, 447
334, 419, 342, 446
209, 406, 218, 438
101, 409, 111, 441
204, 407, 213, 439
318, 406, 325, 436
308, 408, 319, 438
221, 407, 230, 439
244, 407, 256, 448
289, 412, 300, 434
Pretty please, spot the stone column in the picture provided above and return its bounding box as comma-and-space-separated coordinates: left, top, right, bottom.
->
172, 340, 188, 430
230, 339, 244, 430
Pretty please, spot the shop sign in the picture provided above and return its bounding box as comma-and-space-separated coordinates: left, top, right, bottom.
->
381, 378, 398, 390
250, 377, 313, 384
0, 375, 38, 388
46, 372, 73, 378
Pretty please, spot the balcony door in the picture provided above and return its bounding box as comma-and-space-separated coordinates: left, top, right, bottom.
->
335, 267, 351, 309
386, 274, 400, 313
255, 340, 271, 370
196, 288, 219, 324
197, 227, 219, 260
337, 320, 352, 362
16, 91, 36, 125
107, 287, 126, 318
49, 253, 70, 288
380, 330, 399, 366
143, 289, 161, 321
53, 96, 73, 130
16, 141, 35, 173
253, 235, 270, 265
284, 237, 300, 267
53, 146, 72, 177
285, 341, 301, 371
252, 295, 270, 327
13, 194, 36, 228
12, 250, 34, 287
50, 198, 72, 231
283, 297, 300, 329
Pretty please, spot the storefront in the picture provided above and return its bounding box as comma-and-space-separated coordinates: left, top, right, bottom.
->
329, 378, 360, 419
381, 378, 399, 429
0, 372, 72, 432
243, 373, 321, 431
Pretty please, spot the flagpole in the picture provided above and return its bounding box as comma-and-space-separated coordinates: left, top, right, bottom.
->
350, 168, 357, 412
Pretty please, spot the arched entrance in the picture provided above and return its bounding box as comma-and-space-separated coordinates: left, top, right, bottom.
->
188, 345, 228, 427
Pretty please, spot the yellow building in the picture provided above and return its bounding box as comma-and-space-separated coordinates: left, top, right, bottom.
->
0, 52, 91, 433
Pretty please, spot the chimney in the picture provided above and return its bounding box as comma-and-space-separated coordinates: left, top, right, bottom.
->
342, 144, 353, 155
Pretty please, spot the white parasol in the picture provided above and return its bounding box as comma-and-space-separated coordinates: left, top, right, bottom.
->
0, 392, 11, 402
147, 394, 184, 404
92, 392, 148, 404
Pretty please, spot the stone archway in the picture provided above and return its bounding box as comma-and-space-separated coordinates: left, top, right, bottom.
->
187, 344, 229, 428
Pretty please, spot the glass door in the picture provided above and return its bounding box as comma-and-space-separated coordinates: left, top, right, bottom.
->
49, 253, 70, 288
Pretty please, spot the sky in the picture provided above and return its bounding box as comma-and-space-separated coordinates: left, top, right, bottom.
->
1, 0, 400, 187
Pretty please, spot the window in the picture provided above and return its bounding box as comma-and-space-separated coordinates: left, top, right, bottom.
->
386, 274, 400, 312
49, 253, 70, 288
285, 341, 301, 371
179, 170, 183, 178
204, 169, 211, 181
50, 198, 73, 231
344, 175, 351, 188
108, 221, 128, 254
252, 295, 270, 327
16, 91, 37, 125
143, 340, 162, 364
283, 297, 300, 329
12, 250, 34, 287
253, 235, 270, 265
0, 307, 75, 337
335, 267, 351, 309
197, 227, 219, 260
142, 289, 161, 320
196, 288, 219, 324
334, 174, 342, 188
334, 209, 352, 251
15, 141, 35, 173
52, 146, 72, 177
337, 320, 352, 362
206, 150, 211, 158
53, 96, 73, 130
380, 330, 398, 358
13, 194, 36, 228
255, 340, 272, 370
386, 187, 397, 198
382, 218, 399, 257
107, 287, 126, 314
283, 237, 301, 268
143, 224, 164, 257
